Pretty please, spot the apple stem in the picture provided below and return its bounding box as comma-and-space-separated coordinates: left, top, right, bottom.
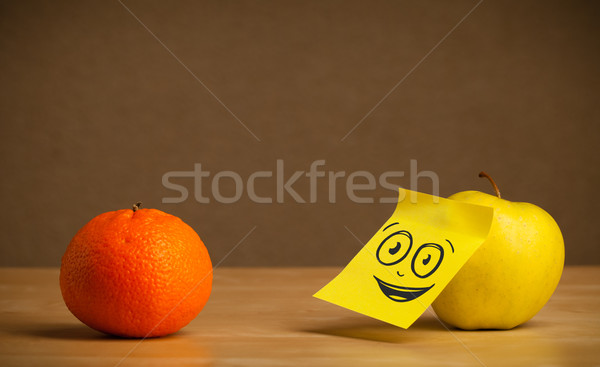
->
132, 202, 142, 212
478, 172, 501, 198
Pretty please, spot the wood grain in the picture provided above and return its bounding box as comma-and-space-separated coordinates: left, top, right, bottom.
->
0, 267, 598, 366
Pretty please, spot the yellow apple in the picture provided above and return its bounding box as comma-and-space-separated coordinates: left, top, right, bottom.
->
432, 172, 564, 330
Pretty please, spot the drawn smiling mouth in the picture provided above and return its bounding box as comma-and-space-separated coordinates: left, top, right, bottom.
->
373, 276, 434, 302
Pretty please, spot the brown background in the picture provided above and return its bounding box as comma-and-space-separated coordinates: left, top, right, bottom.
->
1, 0, 598, 267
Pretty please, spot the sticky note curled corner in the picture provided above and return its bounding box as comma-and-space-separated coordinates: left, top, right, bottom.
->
313, 188, 494, 329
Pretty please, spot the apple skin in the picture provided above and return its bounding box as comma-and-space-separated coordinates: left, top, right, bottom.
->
431, 190, 564, 330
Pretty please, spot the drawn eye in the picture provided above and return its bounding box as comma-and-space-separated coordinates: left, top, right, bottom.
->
411, 243, 444, 278
376, 231, 412, 266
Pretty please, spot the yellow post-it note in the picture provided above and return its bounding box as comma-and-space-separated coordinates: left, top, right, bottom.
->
314, 188, 494, 328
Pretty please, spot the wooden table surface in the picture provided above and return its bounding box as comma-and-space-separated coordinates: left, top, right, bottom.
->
0, 266, 598, 367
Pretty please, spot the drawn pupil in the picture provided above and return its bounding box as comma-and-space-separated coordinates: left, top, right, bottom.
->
389, 242, 401, 255
422, 254, 431, 265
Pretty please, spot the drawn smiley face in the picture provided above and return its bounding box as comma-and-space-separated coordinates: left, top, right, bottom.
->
374, 222, 454, 302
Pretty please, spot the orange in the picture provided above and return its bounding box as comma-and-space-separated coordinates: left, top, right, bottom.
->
59, 203, 212, 338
